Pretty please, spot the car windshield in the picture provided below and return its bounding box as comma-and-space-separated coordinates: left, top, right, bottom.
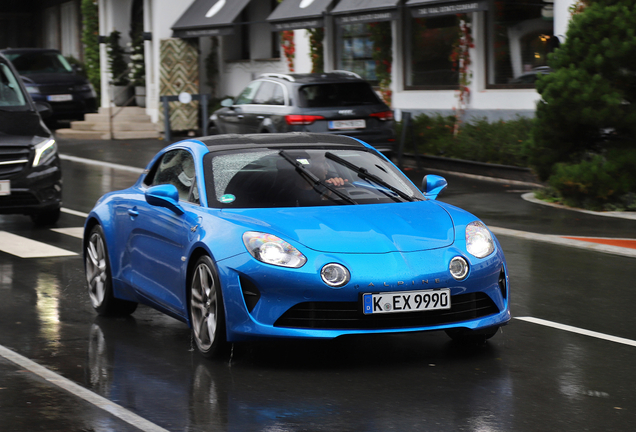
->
207, 148, 423, 208
0, 62, 27, 109
298, 82, 381, 108
5, 52, 73, 75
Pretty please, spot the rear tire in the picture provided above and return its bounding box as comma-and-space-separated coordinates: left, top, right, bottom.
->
189, 255, 229, 358
85, 225, 137, 316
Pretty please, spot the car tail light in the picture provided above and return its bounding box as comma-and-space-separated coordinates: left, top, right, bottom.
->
285, 114, 325, 125
369, 111, 394, 121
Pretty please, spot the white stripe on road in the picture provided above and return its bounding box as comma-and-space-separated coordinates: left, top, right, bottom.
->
51, 227, 84, 239
516, 316, 636, 348
489, 226, 636, 259
0, 231, 76, 258
0, 344, 170, 432
59, 154, 145, 174
61, 207, 89, 218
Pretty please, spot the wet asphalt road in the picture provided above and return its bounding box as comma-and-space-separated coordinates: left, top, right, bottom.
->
0, 138, 635, 431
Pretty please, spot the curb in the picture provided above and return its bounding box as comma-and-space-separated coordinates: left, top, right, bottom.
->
521, 192, 636, 221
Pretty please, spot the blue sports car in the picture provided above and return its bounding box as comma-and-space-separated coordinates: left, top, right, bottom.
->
84, 133, 510, 357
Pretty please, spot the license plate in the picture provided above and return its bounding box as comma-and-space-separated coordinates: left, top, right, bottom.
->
329, 119, 365, 130
0, 180, 10, 196
47, 94, 72, 102
363, 288, 451, 315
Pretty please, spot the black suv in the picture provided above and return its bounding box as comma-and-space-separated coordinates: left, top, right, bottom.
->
0, 52, 62, 225
208, 72, 395, 152
0, 48, 97, 120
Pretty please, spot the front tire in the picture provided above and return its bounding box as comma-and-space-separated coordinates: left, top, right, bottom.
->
189, 255, 228, 358
85, 225, 137, 316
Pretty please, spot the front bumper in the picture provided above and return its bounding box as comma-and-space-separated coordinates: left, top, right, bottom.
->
0, 157, 62, 215
216, 246, 510, 342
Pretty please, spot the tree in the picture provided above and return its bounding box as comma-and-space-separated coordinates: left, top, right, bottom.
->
529, 0, 636, 180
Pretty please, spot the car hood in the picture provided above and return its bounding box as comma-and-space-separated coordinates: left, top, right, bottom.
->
20, 73, 87, 86
0, 110, 50, 138
221, 201, 455, 254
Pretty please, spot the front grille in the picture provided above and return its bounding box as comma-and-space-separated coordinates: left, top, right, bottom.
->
0, 146, 30, 177
274, 292, 500, 330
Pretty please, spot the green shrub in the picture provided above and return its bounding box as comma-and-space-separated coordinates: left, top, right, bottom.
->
548, 148, 636, 210
401, 114, 532, 167
81, 0, 100, 100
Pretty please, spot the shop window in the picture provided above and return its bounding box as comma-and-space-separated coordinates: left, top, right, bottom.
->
336, 21, 392, 85
405, 14, 460, 89
486, 0, 557, 88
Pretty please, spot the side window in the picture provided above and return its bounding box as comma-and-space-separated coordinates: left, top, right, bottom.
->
252, 81, 285, 105
0, 63, 27, 107
145, 149, 198, 204
235, 81, 262, 105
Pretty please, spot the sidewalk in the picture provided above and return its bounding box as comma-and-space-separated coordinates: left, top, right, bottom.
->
55, 135, 636, 258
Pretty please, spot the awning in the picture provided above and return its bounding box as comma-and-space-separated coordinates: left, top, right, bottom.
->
172, 0, 251, 38
267, 0, 335, 31
406, 0, 487, 18
331, 0, 400, 25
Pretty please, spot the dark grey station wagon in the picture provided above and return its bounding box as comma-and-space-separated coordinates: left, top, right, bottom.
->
208, 72, 395, 153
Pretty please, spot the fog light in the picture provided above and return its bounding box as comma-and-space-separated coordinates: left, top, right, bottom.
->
321, 263, 350, 287
449, 256, 469, 280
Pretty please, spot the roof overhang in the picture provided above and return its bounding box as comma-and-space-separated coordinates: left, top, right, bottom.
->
267, 0, 335, 31
172, 0, 251, 38
331, 0, 400, 25
406, 0, 487, 18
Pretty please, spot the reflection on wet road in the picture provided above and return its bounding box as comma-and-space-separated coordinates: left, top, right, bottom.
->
0, 158, 635, 431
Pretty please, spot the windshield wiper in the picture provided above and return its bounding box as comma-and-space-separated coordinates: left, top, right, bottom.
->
279, 150, 357, 205
325, 152, 417, 202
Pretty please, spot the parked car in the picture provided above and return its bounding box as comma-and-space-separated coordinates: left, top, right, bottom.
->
0, 48, 97, 120
0, 53, 62, 225
208, 72, 396, 153
84, 132, 510, 358
509, 66, 553, 84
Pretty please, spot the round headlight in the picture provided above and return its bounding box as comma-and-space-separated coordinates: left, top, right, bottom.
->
321, 263, 350, 287
449, 256, 469, 280
243, 232, 307, 268
466, 221, 495, 258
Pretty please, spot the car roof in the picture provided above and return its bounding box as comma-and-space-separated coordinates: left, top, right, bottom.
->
199, 133, 367, 153
259, 72, 366, 85
0, 48, 62, 55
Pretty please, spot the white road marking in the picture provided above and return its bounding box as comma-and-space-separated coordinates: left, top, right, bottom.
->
0, 344, 170, 432
489, 226, 636, 259
0, 231, 76, 258
61, 207, 89, 218
516, 316, 636, 348
59, 154, 145, 174
51, 227, 84, 239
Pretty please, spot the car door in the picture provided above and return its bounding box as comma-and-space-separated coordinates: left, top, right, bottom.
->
126, 149, 202, 317
245, 80, 287, 132
217, 81, 262, 134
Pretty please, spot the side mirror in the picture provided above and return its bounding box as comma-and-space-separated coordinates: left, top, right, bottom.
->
145, 184, 184, 215
220, 97, 234, 107
34, 102, 53, 119
422, 175, 447, 200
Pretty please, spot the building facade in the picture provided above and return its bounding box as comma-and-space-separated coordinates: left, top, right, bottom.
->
96, 0, 577, 126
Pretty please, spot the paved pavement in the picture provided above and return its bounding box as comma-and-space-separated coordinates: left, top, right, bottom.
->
0, 134, 633, 431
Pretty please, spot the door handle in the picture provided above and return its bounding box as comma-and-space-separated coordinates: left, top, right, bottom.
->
237, 115, 244, 119
128, 208, 139, 218
257, 116, 264, 120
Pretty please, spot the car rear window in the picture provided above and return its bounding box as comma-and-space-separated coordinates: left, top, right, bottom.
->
5, 52, 73, 75
297, 82, 381, 108
206, 148, 422, 208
